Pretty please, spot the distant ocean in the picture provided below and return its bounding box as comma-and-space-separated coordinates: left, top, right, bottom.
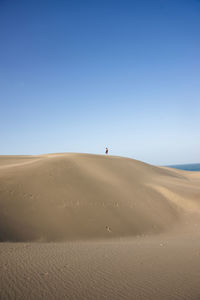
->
168, 163, 200, 171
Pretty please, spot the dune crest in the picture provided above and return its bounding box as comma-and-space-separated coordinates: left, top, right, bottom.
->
0, 153, 199, 242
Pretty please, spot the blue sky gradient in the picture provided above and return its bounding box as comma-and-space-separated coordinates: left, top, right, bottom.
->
0, 0, 200, 164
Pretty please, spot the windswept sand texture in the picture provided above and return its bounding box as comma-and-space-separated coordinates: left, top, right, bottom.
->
0, 153, 200, 299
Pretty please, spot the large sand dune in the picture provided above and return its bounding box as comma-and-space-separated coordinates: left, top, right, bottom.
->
0, 153, 199, 242
1, 153, 200, 299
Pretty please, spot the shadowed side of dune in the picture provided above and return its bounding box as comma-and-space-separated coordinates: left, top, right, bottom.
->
0, 153, 198, 242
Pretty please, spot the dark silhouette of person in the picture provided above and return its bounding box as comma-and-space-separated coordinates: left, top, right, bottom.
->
105, 147, 108, 155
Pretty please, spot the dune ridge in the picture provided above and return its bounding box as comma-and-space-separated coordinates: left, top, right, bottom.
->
0, 153, 199, 242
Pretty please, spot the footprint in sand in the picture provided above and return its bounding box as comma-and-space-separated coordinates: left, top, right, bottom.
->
106, 226, 111, 233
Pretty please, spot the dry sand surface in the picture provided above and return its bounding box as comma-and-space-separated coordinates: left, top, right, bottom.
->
0, 153, 200, 299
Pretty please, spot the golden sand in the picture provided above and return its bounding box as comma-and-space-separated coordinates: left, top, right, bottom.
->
0, 153, 200, 299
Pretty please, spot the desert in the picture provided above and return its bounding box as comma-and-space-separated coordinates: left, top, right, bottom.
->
0, 153, 200, 299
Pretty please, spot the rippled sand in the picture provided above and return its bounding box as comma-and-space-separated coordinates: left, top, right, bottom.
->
1, 230, 200, 300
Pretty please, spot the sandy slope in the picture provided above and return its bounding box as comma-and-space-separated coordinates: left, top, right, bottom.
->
0, 153, 199, 242
0, 153, 200, 299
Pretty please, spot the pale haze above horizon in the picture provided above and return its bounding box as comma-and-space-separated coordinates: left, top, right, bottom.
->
1, 0, 200, 165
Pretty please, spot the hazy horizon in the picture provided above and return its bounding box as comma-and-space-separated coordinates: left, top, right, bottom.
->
1, 0, 200, 165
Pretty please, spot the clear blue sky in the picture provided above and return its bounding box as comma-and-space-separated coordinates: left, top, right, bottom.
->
1, 0, 200, 165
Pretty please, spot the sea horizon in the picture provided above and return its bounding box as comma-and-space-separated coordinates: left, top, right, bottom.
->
167, 163, 200, 171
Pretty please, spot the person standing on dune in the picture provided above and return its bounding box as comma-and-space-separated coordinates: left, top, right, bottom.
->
105, 147, 108, 155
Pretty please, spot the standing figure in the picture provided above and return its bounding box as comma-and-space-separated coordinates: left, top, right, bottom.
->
105, 147, 108, 155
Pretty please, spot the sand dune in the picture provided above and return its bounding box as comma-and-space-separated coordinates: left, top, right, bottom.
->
1, 153, 200, 299
0, 153, 199, 242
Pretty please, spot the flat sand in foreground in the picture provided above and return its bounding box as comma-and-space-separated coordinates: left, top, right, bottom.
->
0, 153, 200, 299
